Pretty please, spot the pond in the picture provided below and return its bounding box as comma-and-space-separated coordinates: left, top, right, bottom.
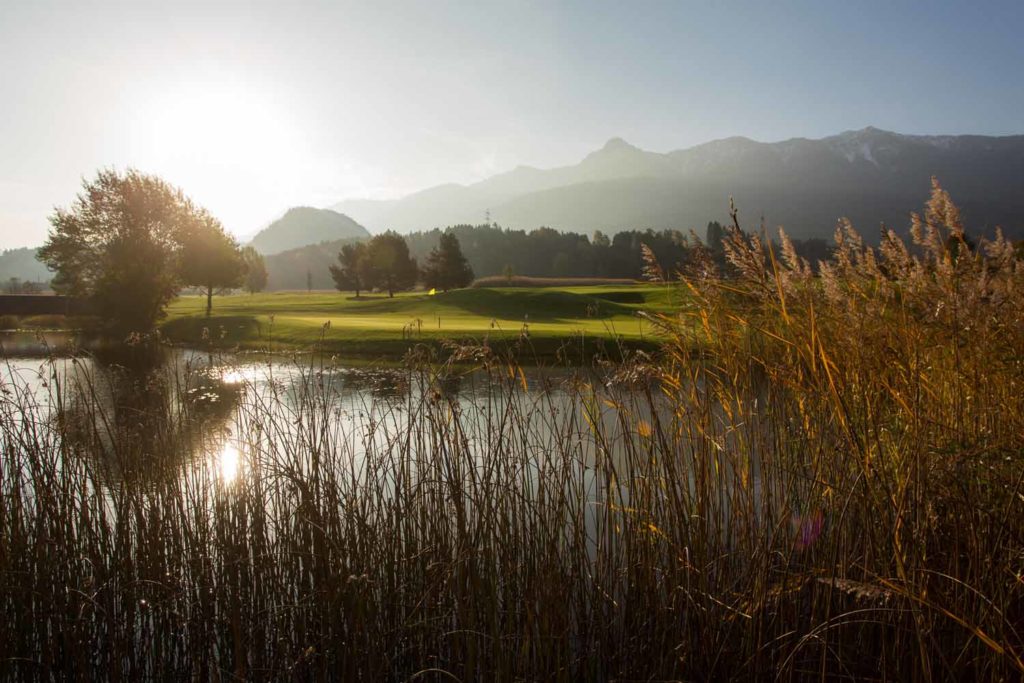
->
0, 338, 675, 505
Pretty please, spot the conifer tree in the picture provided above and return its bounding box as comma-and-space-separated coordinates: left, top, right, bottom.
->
420, 231, 474, 292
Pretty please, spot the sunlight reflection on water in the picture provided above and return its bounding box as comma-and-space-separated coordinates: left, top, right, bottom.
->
216, 442, 243, 484
217, 367, 260, 385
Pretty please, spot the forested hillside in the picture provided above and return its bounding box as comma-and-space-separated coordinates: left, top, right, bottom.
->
263, 223, 833, 290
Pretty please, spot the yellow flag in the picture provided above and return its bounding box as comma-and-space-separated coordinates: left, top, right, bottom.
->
428, 288, 437, 296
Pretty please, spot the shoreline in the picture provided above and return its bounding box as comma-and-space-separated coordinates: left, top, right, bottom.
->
1, 285, 676, 362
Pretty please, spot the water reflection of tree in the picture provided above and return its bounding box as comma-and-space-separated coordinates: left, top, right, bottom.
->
432, 372, 463, 399
58, 346, 240, 485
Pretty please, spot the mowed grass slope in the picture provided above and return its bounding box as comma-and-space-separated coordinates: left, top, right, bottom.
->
162, 285, 679, 355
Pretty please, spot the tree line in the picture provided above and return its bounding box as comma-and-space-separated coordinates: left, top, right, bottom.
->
320, 222, 834, 294
269, 225, 712, 291
3, 277, 45, 295
404, 224, 695, 281
329, 230, 473, 297
263, 222, 839, 294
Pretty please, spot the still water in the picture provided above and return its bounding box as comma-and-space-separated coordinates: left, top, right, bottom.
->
0, 332, 784, 575
0, 333, 664, 496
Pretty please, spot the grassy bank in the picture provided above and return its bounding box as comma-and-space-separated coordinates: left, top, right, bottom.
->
160, 284, 677, 358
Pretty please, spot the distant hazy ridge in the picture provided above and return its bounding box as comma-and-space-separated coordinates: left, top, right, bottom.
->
331, 128, 1024, 240
249, 207, 370, 255
0, 247, 51, 284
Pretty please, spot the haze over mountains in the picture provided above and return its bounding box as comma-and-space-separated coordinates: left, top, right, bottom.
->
331, 128, 1024, 240
249, 207, 370, 255
0, 247, 51, 284
4, 127, 1023, 286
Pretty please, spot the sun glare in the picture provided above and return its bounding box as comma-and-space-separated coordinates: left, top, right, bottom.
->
218, 367, 258, 385
133, 79, 300, 168
216, 442, 243, 484
123, 73, 322, 235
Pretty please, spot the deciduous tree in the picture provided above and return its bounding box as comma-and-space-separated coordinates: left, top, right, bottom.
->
363, 232, 417, 297
241, 246, 268, 294
329, 242, 368, 296
179, 215, 245, 316
39, 169, 200, 333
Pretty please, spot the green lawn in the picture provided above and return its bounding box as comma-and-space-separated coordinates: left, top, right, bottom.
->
161, 285, 680, 357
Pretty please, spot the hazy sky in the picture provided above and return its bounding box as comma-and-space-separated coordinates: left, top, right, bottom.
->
1, 0, 1022, 249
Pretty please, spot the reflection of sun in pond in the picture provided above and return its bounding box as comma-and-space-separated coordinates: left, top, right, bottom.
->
219, 368, 258, 385
217, 442, 243, 484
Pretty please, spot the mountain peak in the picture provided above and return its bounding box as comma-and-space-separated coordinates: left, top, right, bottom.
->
601, 137, 636, 152
577, 137, 654, 174
836, 126, 896, 139
250, 206, 369, 255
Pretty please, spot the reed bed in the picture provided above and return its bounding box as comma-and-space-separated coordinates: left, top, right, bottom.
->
1, 182, 1022, 680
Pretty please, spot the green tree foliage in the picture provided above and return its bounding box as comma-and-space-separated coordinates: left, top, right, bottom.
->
419, 231, 473, 292
179, 215, 245, 316
705, 221, 725, 266
328, 242, 368, 296
363, 231, 418, 297
241, 246, 268, 294
256, 224, 844, 292
39, 169, 201, 333
260, 238, 364, 290
402, 224, 700, 281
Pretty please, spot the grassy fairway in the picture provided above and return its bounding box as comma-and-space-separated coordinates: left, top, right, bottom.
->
161, 285, 678, 357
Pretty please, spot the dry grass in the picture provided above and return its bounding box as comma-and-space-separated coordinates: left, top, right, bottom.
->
0, 180, 1021, 680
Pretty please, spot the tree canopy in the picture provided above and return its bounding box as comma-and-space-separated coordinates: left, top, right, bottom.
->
420, 231, 473, 292
39, 169, 242, 333
705, 221, 725, 265
362, 232, 417, 297
241, 246, 268, 294
179, 215, 245, 315
329, 242, 368, 296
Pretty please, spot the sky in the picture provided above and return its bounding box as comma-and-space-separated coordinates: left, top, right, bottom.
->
1, 0, 1022, 249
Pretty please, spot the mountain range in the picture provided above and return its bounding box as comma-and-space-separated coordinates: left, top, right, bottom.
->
330, 128, 1024, 240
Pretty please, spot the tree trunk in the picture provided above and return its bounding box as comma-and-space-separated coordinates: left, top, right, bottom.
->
206, 284, 213, 316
